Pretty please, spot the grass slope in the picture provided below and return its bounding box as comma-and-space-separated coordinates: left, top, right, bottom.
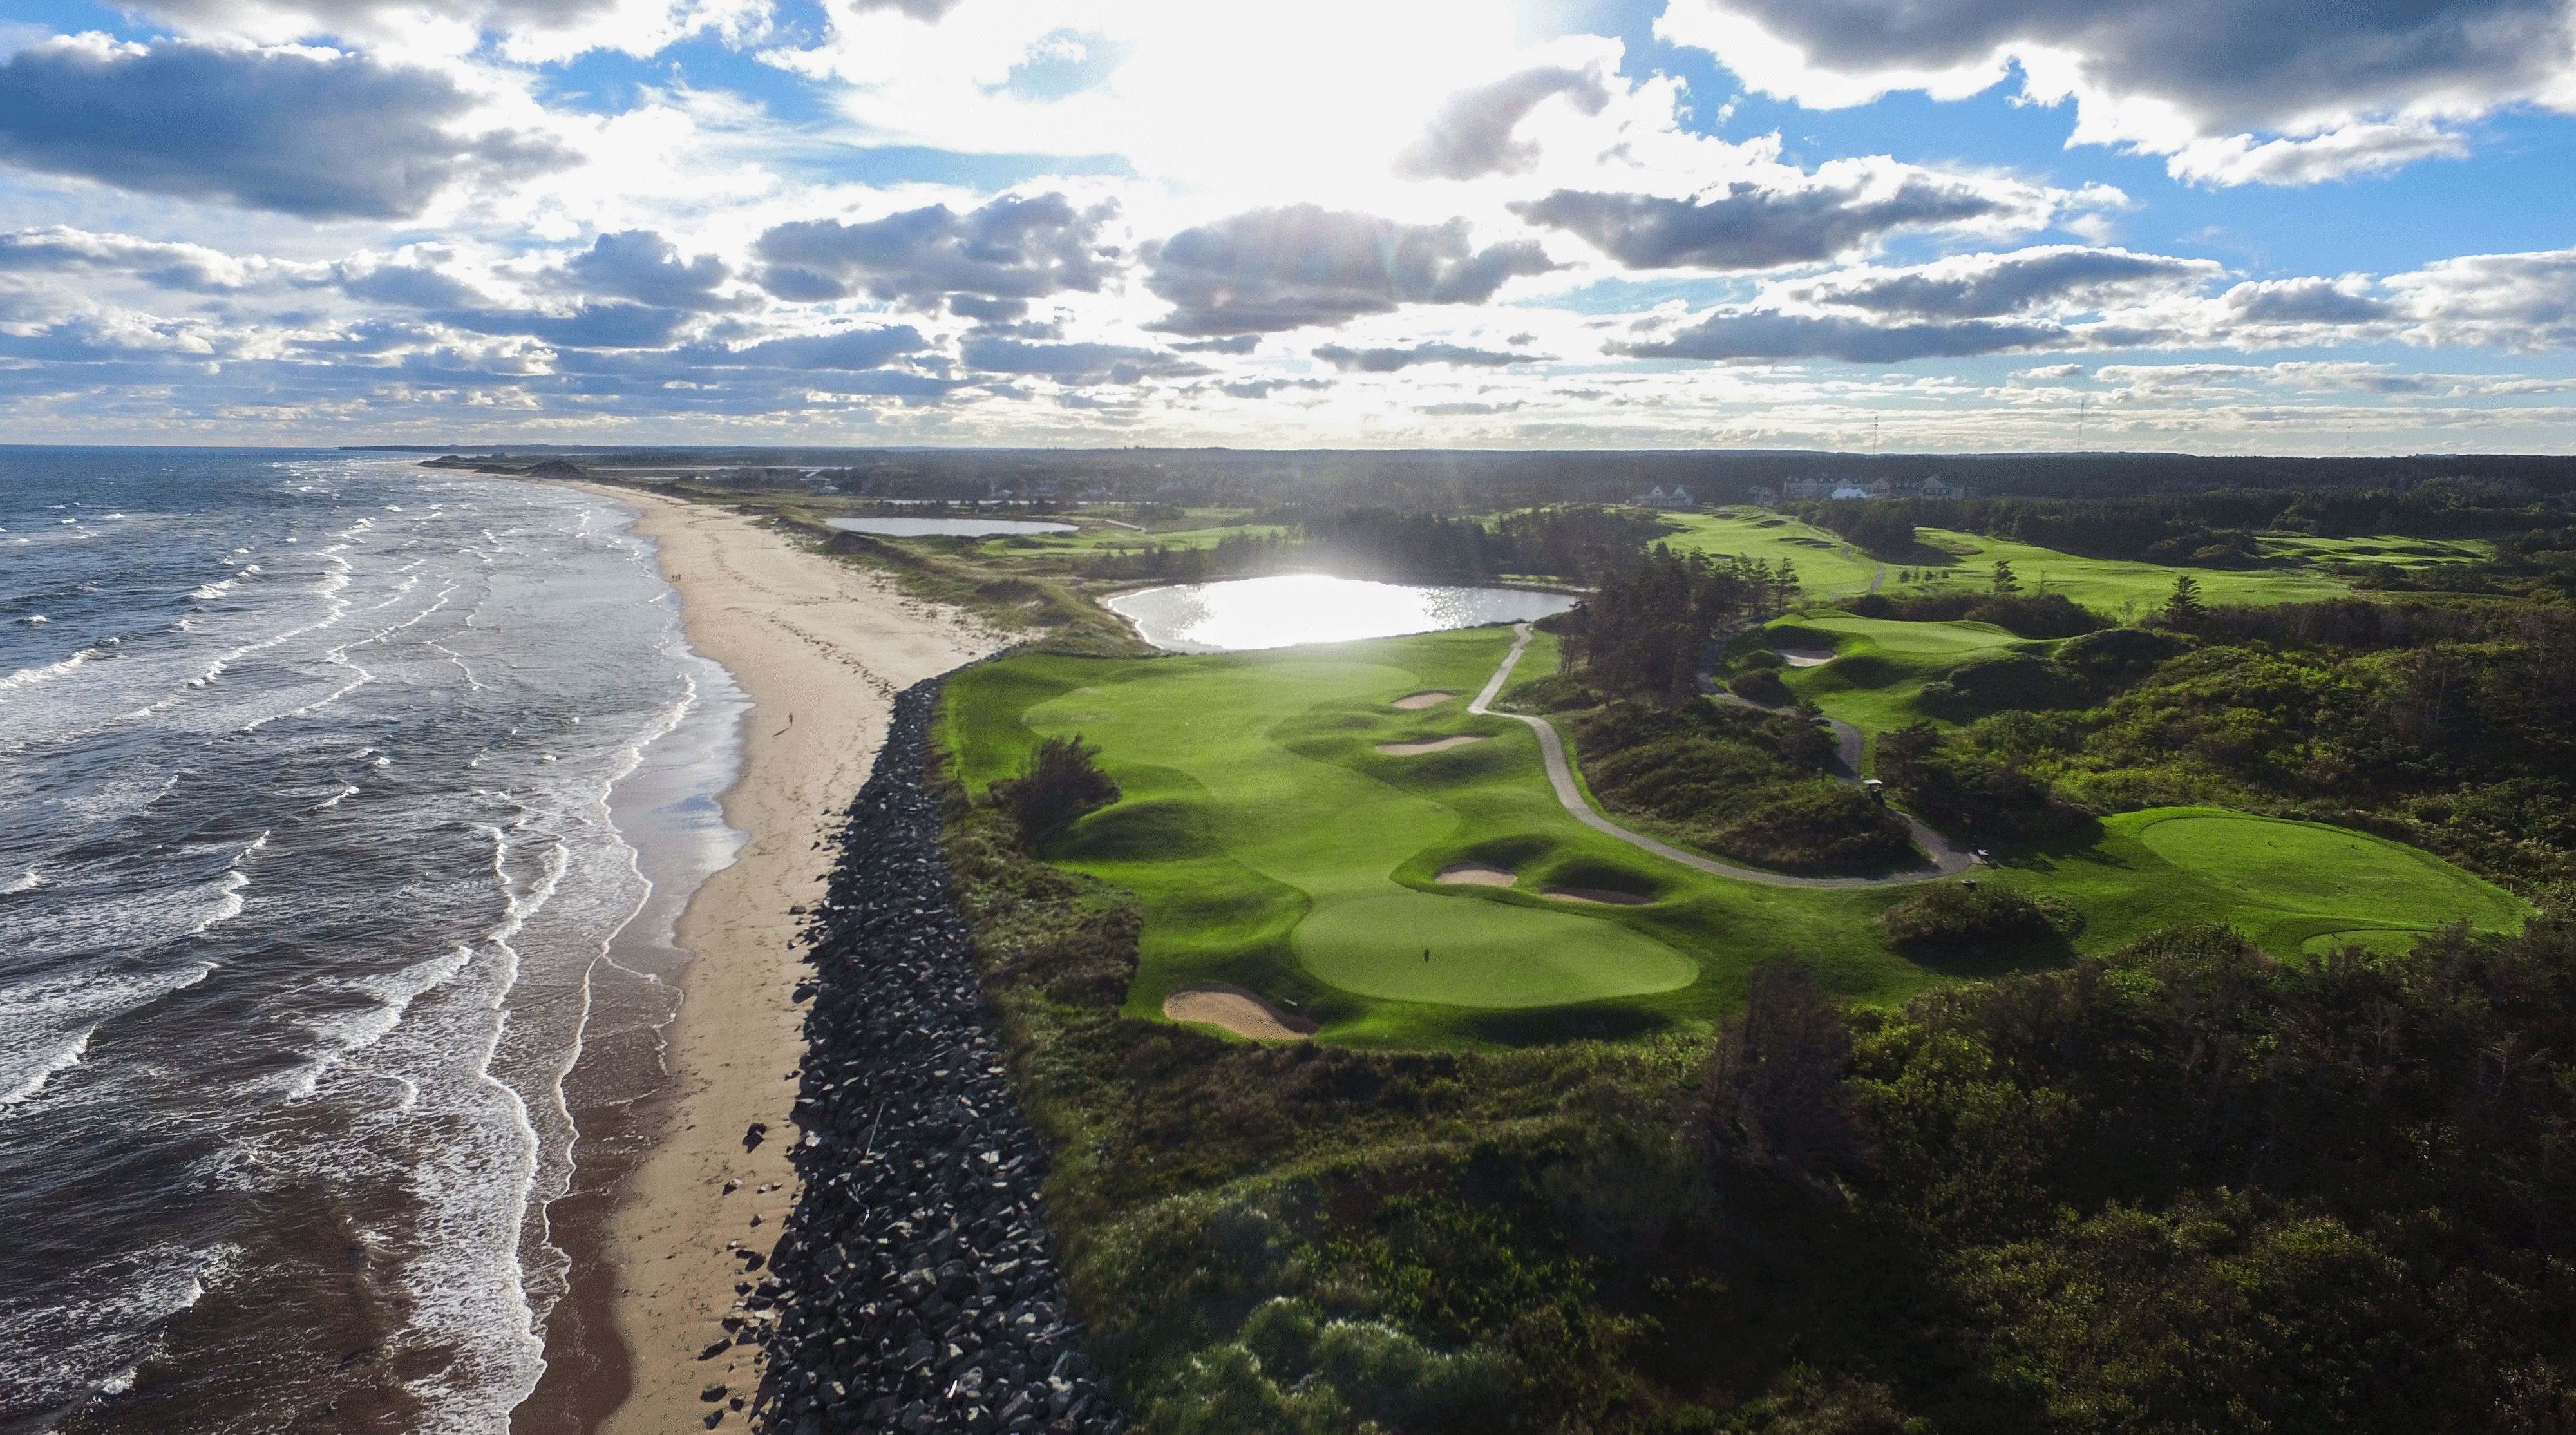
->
941, 629, 2527, 1049
1652, 510, 1885, 594
1985, 807, 2530, 958
1901, 526, 2351, 611
1763, 613, 2053, 734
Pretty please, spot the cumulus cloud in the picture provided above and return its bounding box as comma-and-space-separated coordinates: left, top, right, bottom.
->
1776, 247, 2220, 317
2222, 276, 2395, 325
957, 336, 1209, 383
1395, 65, 1610, 180
1655, 0, 2576, 184
549, 230, 734, 310
754, 193, 1119, 308
1617, 310, 2069, 363
0, 226, 324, 291
1144, 205, 1557, 334
2385, 246, 2576, 349
1171, 334, 1262, 354
1511, 165, 2065, 271
1311, 341, 1546, 371
0, 37, 567, 219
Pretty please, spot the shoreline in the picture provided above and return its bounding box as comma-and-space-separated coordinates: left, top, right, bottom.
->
521, 483, 1000, 1434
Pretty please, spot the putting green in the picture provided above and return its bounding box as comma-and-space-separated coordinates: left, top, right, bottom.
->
2137, 812, 2519, 928
1296, 893, 1694, 1006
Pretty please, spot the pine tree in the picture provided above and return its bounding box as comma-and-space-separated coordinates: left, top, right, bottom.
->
2164, 573, 2206, 628
1991, 559, 2020, 594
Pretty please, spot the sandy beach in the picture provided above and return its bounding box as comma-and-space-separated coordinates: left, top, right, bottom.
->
545, 486, 1000, 1433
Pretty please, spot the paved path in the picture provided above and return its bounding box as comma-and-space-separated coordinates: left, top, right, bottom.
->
1472, 625, 1972, 889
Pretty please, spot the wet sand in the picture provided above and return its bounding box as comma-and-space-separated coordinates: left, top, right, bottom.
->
525, 486, 999, 1434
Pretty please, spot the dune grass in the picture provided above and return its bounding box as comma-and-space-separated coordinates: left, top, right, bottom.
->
939, 629, 2528, 1049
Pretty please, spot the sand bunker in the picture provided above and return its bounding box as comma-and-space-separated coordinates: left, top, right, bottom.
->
1435, 862, 1517, 887
1161, 984, 1318, 1040
1544, 887, 1654, 906
1377, 734, 1486, 755
1392, 690, 1455, 709
1776, 647, 1837, 667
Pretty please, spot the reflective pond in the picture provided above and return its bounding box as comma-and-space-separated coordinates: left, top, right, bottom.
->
827, 516, 1076, 537
1107, 573, 1575, 653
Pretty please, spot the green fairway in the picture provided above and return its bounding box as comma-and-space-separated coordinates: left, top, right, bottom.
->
1901, 527, 2351, 612
942, 627, 1957, 1045
940, 631, 2529, 1049
1764, 613, 2050, 733
1984, 807, 2530, 958
1654, 511, 1885, 595
2257, 533, 2496, 569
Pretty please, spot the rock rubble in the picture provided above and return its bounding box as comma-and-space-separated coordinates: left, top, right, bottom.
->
753, 677, 1124, 1435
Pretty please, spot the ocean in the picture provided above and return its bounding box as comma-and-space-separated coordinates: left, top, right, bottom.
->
0, 449, 746, 1432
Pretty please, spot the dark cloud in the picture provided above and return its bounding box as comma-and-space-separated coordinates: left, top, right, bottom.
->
1618, 310, 2068, 363
2224, 277, 2396, 323
1219, 377, 1331, 399
947, 294, 1028, 323
341, 261, 485, 309
0, 38, 566, 220
552, 231, 733, 310
1512, 175, 2019, 271
724, 327, 927, 370
1782, 247, 2219, 317
430, 302, 693, 349
1395, 66, 1609, 181
1667, 0, 2571, 146
753, 193, 1117, 306
1311, 341, 1546, 372
1171, 334, 1260, 354
1144, 205, 1557, 334
958, 336, 1209, 383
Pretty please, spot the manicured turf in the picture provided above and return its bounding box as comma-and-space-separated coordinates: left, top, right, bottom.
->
939, 631, 2530, 1049
1897, 527, 2352, 613
1654, 511, 1886, 595
1984, 808, 2530, 959
1763, 613, 2052, 734
2257, 533, 2496, 569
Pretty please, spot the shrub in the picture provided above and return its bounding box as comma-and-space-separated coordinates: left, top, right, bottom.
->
1917, 653, 2081, 715
1729, 668, 1792, 705
1861, 589, 2105, 638
989, 732, 1121, 839
1879, 882, 2080, 946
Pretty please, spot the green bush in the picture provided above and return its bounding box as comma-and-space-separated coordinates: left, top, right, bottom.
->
1917, 653, 2081, 716
989, 732, 1121, 839
1879, 882, 2080, 946
1728, 668, 1791, 705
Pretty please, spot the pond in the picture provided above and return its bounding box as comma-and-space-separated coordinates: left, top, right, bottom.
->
827, 517, 1075, 538
1107, 573, 1576, 653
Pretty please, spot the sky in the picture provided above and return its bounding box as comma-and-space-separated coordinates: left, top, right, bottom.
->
7, 0, 2576, 452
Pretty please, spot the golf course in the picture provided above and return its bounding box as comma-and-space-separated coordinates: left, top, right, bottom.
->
938, 623, 2530, 1049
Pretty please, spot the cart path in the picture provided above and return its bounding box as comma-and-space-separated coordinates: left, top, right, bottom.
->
1471, 624, 1973, 889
